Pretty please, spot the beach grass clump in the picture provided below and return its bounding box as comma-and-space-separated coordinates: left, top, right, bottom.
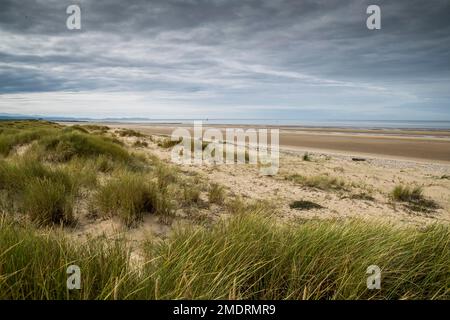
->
0, 159, 77, 225
154, 163, 179, 190
93, 172, 172, 227
208, 183, 225, 205
133, 140, 148, 148
391, 185, 423, 202
157, 137, 181, 149
157, 137, 210, 151
390, 185, 439, 212
287, 174, 347, 191
64, 157, 99, 188
302, 152, 312, 161
118, 129, 145, 137
182, 184, 202, 206
23, 177, 75, 226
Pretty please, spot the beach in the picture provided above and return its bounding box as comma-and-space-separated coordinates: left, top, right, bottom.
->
62, 122, 450, 163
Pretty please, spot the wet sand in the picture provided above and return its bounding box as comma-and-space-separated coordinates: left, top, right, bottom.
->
62, 122, 450, 163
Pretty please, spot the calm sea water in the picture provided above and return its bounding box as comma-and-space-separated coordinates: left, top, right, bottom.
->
108, 119, 450, 130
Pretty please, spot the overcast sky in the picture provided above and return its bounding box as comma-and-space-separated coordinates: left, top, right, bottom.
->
0, 0, 449, 120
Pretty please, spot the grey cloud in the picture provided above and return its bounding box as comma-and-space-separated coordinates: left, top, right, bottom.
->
0, 0, 449, 119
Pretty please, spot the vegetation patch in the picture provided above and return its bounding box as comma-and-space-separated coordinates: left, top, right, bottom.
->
0, 159, 77, 226
93, 173, 173, 227
1, 213, 448, 299
286, 174, 347, 191
157, 137, 182, 148
39, 131, 132, 163
349, 192, 375, 201
133, 140, 148, 148
289, 200, 323, 210
208, 183, 225, 205
80, 124, 110, 133
302, 152, 312, 161
118, 129, 145, 137
390, 185, 439, 213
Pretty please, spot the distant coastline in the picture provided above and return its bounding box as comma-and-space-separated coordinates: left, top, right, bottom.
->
2, 114, 450, 130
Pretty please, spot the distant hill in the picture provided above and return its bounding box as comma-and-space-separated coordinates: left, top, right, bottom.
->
0, 113, 154, 122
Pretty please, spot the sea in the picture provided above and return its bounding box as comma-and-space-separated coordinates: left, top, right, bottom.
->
98, 119, 450, 130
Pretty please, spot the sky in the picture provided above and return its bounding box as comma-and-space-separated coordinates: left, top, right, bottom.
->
0, 0, 449, 120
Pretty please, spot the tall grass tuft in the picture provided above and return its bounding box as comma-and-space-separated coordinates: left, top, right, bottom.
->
390, 185, 439, 212
208, 183, 225, 205
23, 177, 75, 226
0, 158, 77, 225
93, 173, 172, 227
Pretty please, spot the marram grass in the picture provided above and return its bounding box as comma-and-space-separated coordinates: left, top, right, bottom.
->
0, 213, 448, 300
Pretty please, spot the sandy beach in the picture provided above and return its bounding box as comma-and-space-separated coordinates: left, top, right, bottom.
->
62, 122, 450, 163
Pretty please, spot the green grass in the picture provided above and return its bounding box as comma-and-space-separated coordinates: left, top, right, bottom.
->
0, 120, 62, 156
286, 174, 347, 191
23, 177, 75, 226
390, 185, 439, 212
0, 213, 448, 299
117, 129, 145, 137
0, 216, 134, 299
40, 131, 131, 163
92, 172, 172, 227
208, 183, 225, 205
157, 137, 182, 148
0, 159, 77, 226
79, 124, 110, 133
158, 137, 210, 152
0, 128, 56, 156
391, 185, 423, 202
68, 125, 90, 133
182, 184, 201, 206
0, 121, 152, 224
154, 163, 179, 190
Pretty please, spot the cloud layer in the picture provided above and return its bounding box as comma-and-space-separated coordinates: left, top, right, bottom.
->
0, 0, 449, 119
